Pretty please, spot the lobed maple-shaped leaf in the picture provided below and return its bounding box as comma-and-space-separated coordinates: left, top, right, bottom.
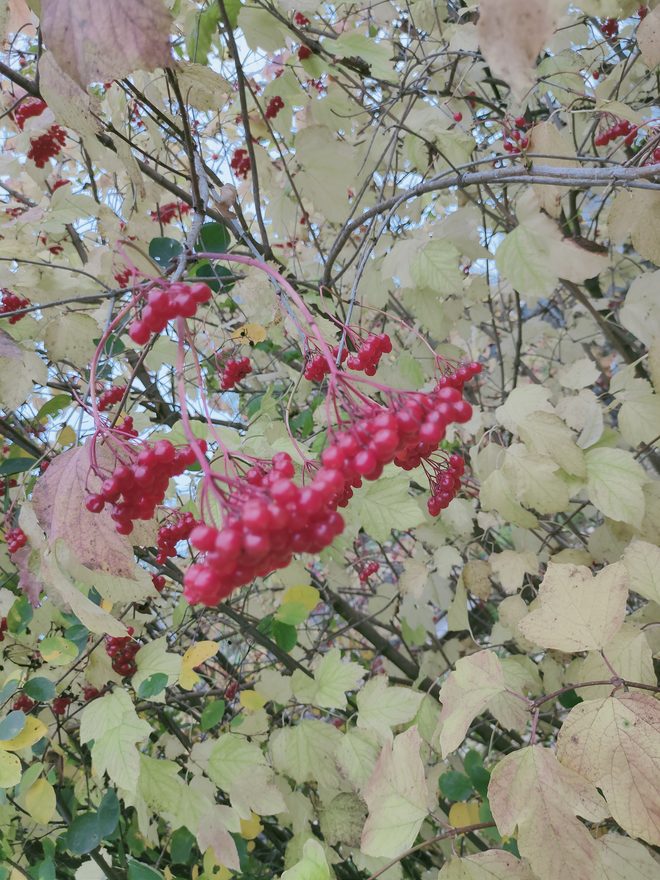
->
488, 745, 610, 880
437, 650, 507, 756
291, 648, 364, 710
32, 441, 146, 581
557, 693, 660, 846
438, 851, 536, 880
41, 0, 172, 88
356, 676, 424, 741
518, 562, 628, 653
360, 726, 429, 858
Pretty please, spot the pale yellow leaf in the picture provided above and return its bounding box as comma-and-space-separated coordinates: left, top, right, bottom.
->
490, 550, 539, 594
360, 727, 429, 858
479, 469, 539, 529
281, 584, 319, 610
356, 676, 424, 741
518, 411, 586, 477
25, 778, 56, 823
231, 322, 267, 344
437, 651, 506, 756
239, 690, 267, 712
179, 640, 218, 690
477, 0, 559, 100
518, 562, 628, 652
439, 851, 536, 880
448, 801, 481, 828
608, 190, 660, 266
291, 648, 364, 710
557, 692, 660, 845
0, 716, 47, 751
0, 750, 21, 788
41, 0, 172, 87
489, 745, 609, 880
598, 832, 660, 880
619, 271, 660, 349
558, 358, 601, 390
638, 6, 660, 68
585, 447, 646, 528
623, 540, 660, 604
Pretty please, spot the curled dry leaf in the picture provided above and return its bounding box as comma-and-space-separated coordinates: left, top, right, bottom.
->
40, 0, 172, 88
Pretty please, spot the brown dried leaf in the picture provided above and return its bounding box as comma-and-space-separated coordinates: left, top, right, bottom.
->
477, 0, 559, 101
40, 0, 172, 88
32, 441, 139, 580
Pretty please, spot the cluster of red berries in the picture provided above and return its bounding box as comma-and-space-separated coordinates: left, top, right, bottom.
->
221, 357, 252, 390
85, 440, 205, 535
230, 148, 251, 179
347, 333, 392, 375
98, 385, 126, 411
13, 98, 47, 130
28, 125, 67, 167
52, 695, 71, 716
503, 117, 529, 154
1, 289, 30, 324
82, 686, 102, 702
358, 561, 379, 583
265, 96, 285, 119
152, 574, 166, 592
298, 46, 312, 61
437, 361, 483, 391
427, 453, 465, 515
106, 628, 141, 677
595, 117, 638, 147
156, 511, 197, 564
600, 18, 619, 38
128, 281, 213, 345
13, 693, 35, 712
293, 11, 310, 25
304, 345, 346, 382
184, 451, 346, 605
117, 415, 138, 438
150, 201, 191, 224
6, 527, 27, 554
0, 617, 7, 642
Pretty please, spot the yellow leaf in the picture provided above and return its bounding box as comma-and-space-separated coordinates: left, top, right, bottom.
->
0, 716, 48, 752
231, 322, 267, 344
25, 778, 56, 823
179, 640, 218, 690
448, 801, 481, 828
240, 812, 263, 840
58, 425, 77, 447
101, 598, 113, 612
0, 750, 21, 788
281, 585, 320, 611
239, 689, 267, 712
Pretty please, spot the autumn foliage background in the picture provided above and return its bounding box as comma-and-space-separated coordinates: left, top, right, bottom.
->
0, 1, 659, 879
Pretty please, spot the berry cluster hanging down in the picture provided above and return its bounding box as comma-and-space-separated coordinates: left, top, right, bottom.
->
6, 527, 27, 554
156, 511, 197, 564
346, 333, 392, 375
220, 357, 252, 390
105, 628, 141, 677
85, 439, 205, 535
128, 281, 213, 345
1, 290, 30, 324
98, 385, 126, 411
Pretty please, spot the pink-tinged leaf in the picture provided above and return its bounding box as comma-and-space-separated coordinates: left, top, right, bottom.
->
196, 807, 240, 871
40, 0, 172, 88
32, 441, 137, 580
11, 546, 44, 606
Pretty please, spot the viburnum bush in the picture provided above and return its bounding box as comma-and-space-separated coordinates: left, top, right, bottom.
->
0, 2, 659, 880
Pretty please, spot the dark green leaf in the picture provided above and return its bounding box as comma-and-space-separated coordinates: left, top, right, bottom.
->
0, 457, 37, 476
137, 673, 168, 699
200, 699, 226, 731
170, 826, 196, 864
0, 680, 18, 704
189, 260, 235, 293
66, 813, 103, 855
439, 771, 474, 801
256, 614, 274, 636
223, 0, 241, 28
558, 689, 583, 709
272, 620, 297, 652
196, 221, 230, 254
127, 860, 163, 880
503, 837, 521, 857
186, 4, 220, 63
96, 790, 120, 838
27, 857, 56, 880
464, 750, 491, 797
0, 710, 26, 740
478, 798, 501, 841
36, 394, 72, 421
64, 624, 89, 652
149, 237, 183, 269
24, 677, 56, 702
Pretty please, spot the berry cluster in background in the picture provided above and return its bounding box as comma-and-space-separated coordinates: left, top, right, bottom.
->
105, 628, 141, 677
1, 290, 30, 324
220, 356, 252, 390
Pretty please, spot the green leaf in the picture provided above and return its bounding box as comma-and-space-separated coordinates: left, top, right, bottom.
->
148, 237, 183, 269
346, 471, 425, 542
39, 636, 79, 666
127, 861, 163, 880
23, 677, 56, 702
0, 457, 36, 476
439, 771, 474, 801
410, 240, 462, 292
97, 789, 120, 838
186, 3, 220, 63
463, 750, 491, 798
137, 673, 169, 699
275, 601, 309, 626
272, 620, 297, 652
64, 624, 89, 653
558, 689, 583, 709
0, 680, 18, 704
36, 394, 72, 421
170, 826, 195, 864
0, 711, 26, 740
200, 699, 225, 731
585, 447, 646, 529
189, 260, 235, 293
195, 221, 230, 254
66, 812, 103, 855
